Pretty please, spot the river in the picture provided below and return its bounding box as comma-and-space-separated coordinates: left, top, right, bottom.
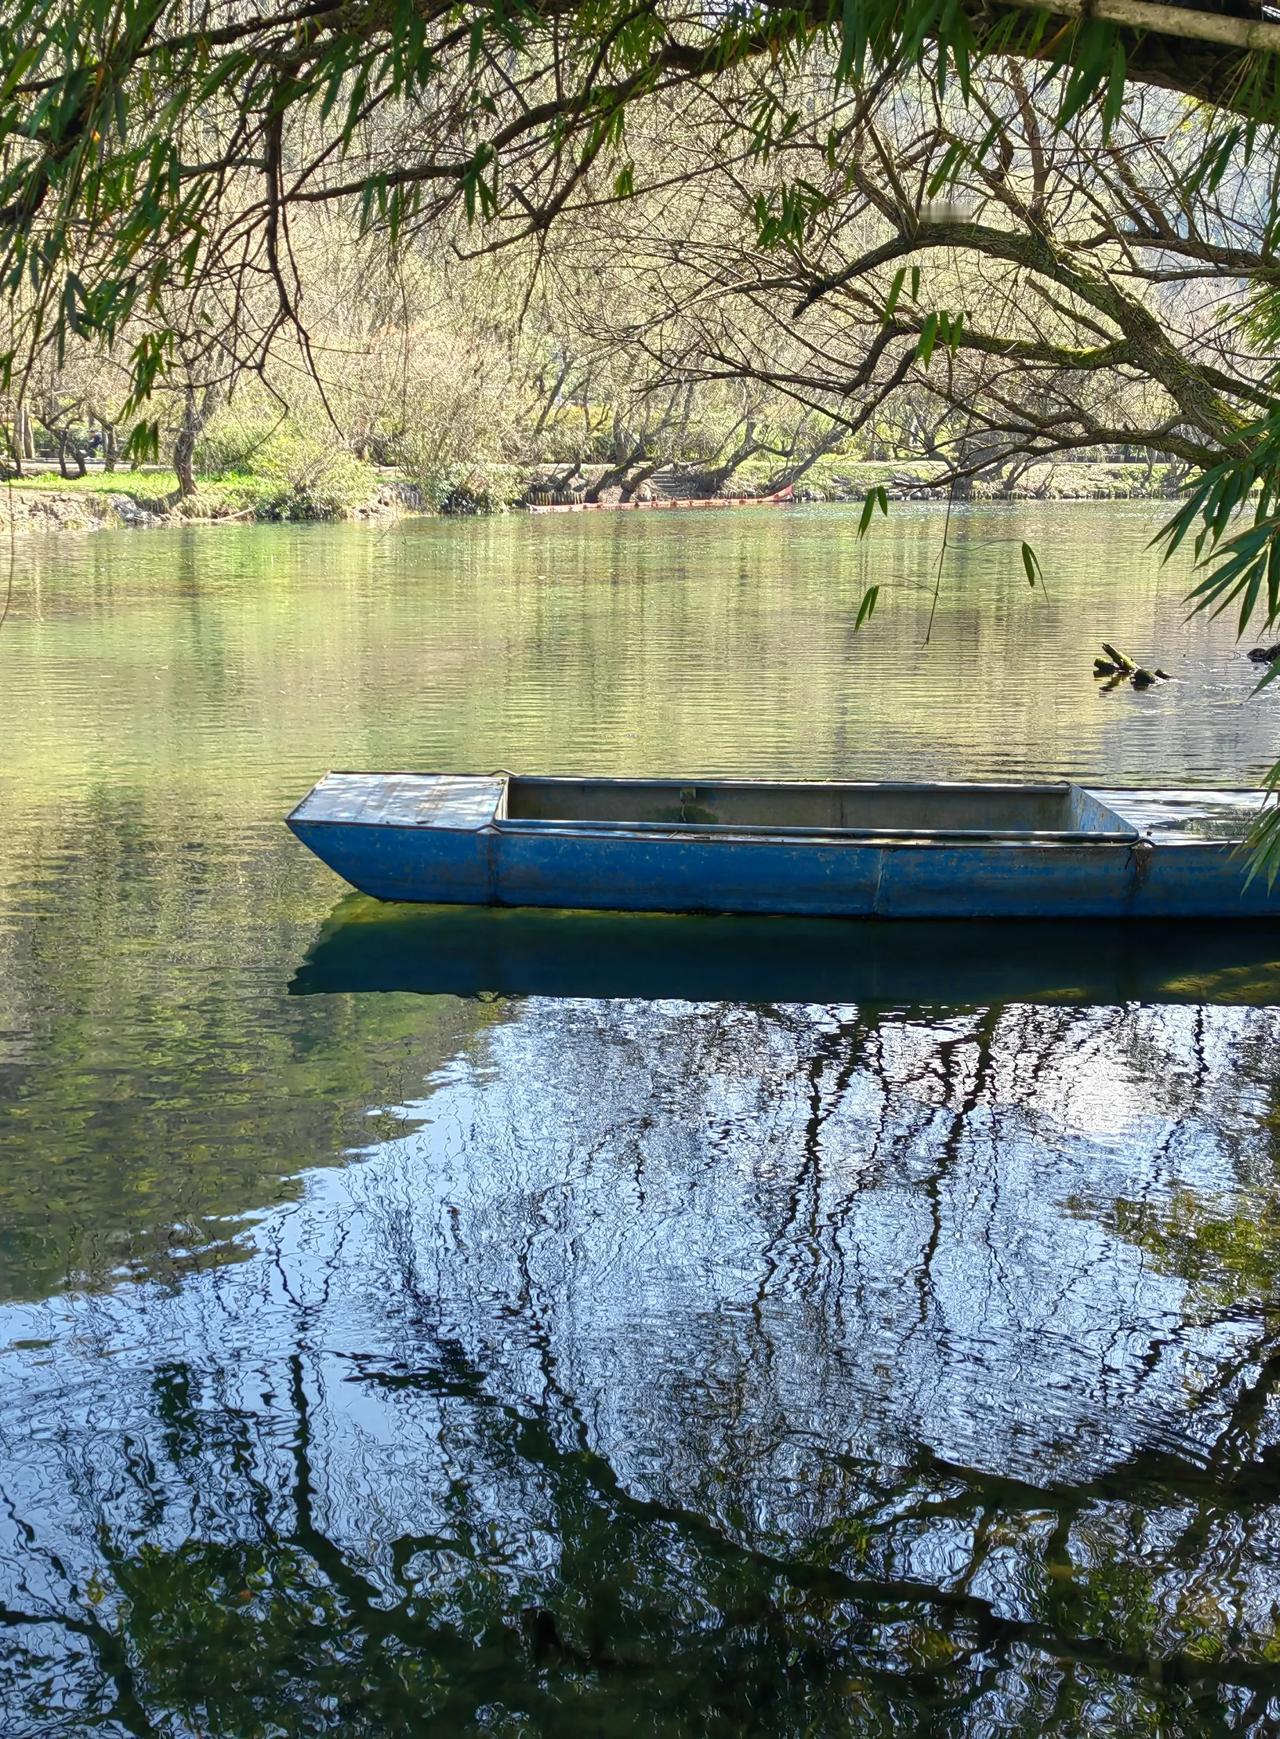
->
1, 503, 1278, 1733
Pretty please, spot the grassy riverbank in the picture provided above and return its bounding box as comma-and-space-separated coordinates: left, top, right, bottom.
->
1, 454, 1185, 537
733, 456, 1186, 503
1, 465, 423, 533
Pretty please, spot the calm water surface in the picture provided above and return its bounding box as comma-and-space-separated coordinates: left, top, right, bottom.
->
2, 504, 1280, 1734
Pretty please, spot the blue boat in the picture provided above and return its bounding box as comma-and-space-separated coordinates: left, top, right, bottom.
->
286, 772, 1280, 920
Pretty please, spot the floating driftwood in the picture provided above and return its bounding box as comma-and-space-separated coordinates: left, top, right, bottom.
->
1093, 643, 1169, 689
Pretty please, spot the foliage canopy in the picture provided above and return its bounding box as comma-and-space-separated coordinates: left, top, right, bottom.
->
4, 1, 1278, 391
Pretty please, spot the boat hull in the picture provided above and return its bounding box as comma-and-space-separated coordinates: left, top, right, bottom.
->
287, 773, 1280, 920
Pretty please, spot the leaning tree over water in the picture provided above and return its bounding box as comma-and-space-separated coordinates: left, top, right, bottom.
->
5, 0, 1280, 787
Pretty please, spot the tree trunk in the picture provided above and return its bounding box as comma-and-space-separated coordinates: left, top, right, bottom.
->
173, 382, 220, 498
705, 419, 768, 494
103, 424, 117, 473
531, 358, 572, 441
47, 400, 87, 478
10, 404, 28, 474
764, 422, 847, 495
174, 391, 199, 497
586, 441, 645, 502
619, 458, 663, 500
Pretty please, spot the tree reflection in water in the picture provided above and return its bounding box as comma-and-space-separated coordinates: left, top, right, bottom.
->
3, 992, 1280, 1734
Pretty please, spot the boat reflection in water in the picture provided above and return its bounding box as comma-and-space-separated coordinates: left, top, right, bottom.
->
291, 895, 1280, 1007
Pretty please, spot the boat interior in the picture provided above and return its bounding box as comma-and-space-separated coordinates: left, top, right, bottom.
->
500, 778, 1137, 839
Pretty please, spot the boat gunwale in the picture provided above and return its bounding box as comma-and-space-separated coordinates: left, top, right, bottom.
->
501, 774, 1080, 796
296, 771, 1271, 796
287, 774, 1267, 847
488, 817, 1142, 846
290, 814, 1186, 850
298, 771, 1083, 799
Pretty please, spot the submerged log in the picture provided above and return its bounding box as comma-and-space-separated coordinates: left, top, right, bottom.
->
1101, 642, 1137, 675
1094, 643, 1170, 688
1248, 644, 1280, 664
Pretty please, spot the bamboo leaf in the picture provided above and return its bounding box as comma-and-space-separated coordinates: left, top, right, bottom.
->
917, 312, 940, 367
856, 485, 889, 537
1243, 779, 1280, 888
882, 265, 907, 322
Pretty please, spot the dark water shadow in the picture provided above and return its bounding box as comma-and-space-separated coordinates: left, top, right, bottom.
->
291, 895, 1280, 1006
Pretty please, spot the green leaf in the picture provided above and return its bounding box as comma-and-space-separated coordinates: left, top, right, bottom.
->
1101, 39, 1127, 136
1251, 656, 1280, 697
882, 265, 907, 322
124, 418, 160, 464
925, 141, 965, 200
857, 486, 888, 537
853, 584, 880, 630
1243, 774, 1280, 888
916, 312, 940, 367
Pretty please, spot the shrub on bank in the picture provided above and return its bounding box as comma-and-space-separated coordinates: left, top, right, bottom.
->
428, 461, 531, 514
196, 419, 378, 519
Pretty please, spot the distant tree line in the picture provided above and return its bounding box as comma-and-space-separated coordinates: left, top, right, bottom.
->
0, 2, 1277, 591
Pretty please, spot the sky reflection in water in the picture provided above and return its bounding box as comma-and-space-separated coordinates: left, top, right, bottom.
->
4, 987, 1280, 1733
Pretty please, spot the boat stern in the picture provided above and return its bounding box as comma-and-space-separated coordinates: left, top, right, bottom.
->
287, 771, 507, 901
